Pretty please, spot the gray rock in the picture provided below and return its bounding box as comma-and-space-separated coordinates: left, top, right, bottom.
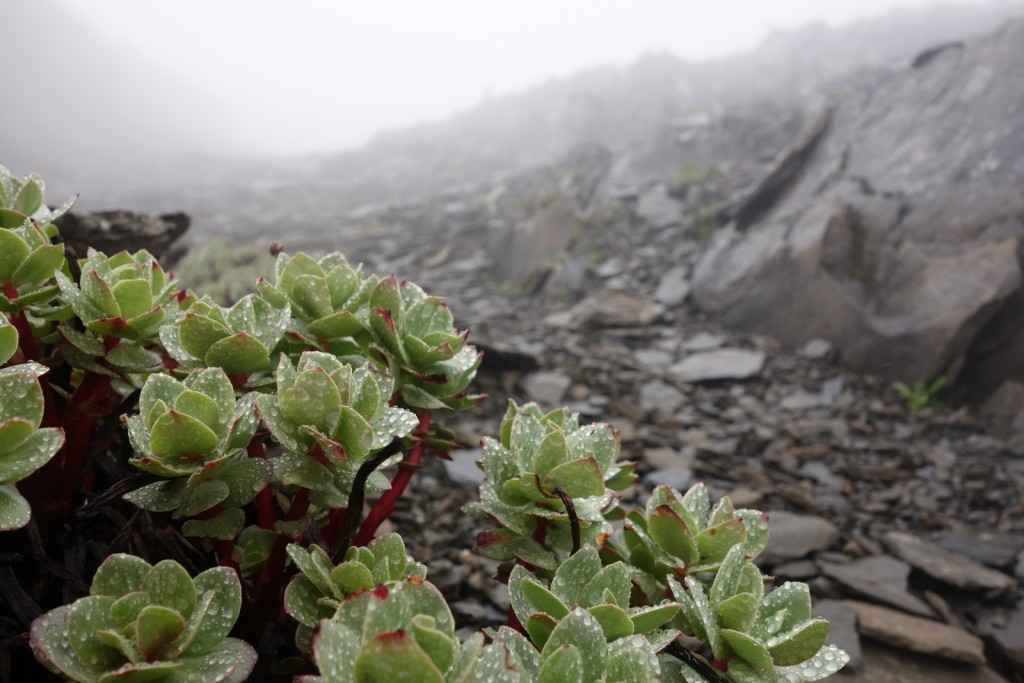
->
936, 527, 1023, 570
774, 559, 819, 581
814, 599, 862, 669
441, 448, 485, 489
635, 184, 683, 229
841, 640, 1007, 683
758, 510, 839, 565
634, 348, 674, 370
670, 348, 766, 383
643, 447, 694, 471
884, 531, 1016, 594
653, 266, 691, 307
641, 468, 694, 492
798, 337, 835, 360
780, 390, 821, 410
521, 371, 573, 407
690, 22, 1024, 417
821, 556, 935, 617
974, 601, 1024, 670
847, 600, 986, 664
570, 290, 657, 328
638, 380, 685, 415
681, 332, 724, 352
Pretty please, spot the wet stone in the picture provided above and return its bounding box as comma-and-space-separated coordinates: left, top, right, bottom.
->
884, 531, 1016, 594
521, 371, 573, 406
936, 527, 1023, 569
847, 600, 987, 665
670, 348, 766, 383
814, 599, 862, 669
821, 556, 935, 617
757, 510, 839, 565
638, 380, 685, 415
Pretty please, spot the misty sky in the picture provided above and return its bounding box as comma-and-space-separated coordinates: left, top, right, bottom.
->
64, 0, 993, 155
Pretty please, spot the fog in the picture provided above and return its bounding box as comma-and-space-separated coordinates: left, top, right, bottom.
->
7, 0, 1010, 157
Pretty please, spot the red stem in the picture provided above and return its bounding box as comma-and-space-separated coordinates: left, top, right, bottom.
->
54, 370, 113, 508
255, 487, 311, 622
246, 440, 277, 531
353, 410, 431, 546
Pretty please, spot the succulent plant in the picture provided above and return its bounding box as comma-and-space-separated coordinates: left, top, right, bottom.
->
664, 562, 848, 682
160, 292, 289, 378
466, 401, 636, 570
302, 576, 520, 683
507, 547, 679, 650
284, 533, 428, 650
256, 351, 418, 508
122, 368, 265, 537
30, 553, 255, 682
257, 251, 375, 349
601, 483, 768, 602
0, 167, 70, 307
0, 359, 65, 530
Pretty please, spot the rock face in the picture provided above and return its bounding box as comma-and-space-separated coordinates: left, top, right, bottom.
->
56, 210, 189, 262
691, 20, 1024, 432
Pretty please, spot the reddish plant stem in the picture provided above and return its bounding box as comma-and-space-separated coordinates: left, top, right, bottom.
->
255, 486, 311, 622
54, 369, 113, 509
352, 410, 431, 547
246, 440, 277, 531
2, 287, 58, 427
324, 507, 346, 548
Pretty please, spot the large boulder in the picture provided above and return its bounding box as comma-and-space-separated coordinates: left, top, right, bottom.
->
692, 20, 1024, 427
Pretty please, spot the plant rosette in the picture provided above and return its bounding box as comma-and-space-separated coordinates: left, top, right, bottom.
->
160, 292, 289, 381
122, 368, 264, 536
256, 351, 419, 509
30, 554, 255, 683
0, 361, 65, 529
466, 401, 635, 571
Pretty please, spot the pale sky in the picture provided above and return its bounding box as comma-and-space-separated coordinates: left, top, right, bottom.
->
54, 0, 1004, 155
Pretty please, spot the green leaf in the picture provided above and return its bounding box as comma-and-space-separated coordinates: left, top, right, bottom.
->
648, 505, 699, 565
0, 317, 18, 365
144, 560, 196, 618
187, 566, 243, 655
182, 507, 244, 540
533, 430, 569, 479
12, 178, 43, 215
767, 619, 830, 666
0, 483, 31, 530
354, 630, 446, 683
541, 609, 606, 683
710, 544, 746, 606
92, 554, 153, 598
308, 310, 365, 339
0, 427, 64, 485
109, 592, 153, 628
537, 644, 583, 683
281, 367, 342, 436
718, 593, 760, 633
67, 595, 123, 668
0, 230, 30, 282
629, 603, 681, 634
83, 270, 120, 317
173, 390, 220, 431
292, 274, 334, 321
149, 410, 220, 459
312, 618, 359, 683
331, 562, 375, 596
410, 615, 456, 674
178, 312, 230, 359
525, 613, 558, 651
542, 458, 605, 498
522, 578, 570, 621
695, 518, 747, 563
682, 483, 711, 530
0, 371, 44, 428
174, 479, 230, 517
135, 605, 185, 660
587, 604, 634, 640
721, 629, 773, 671
204, 332, 270, 374
13, 244, 65, 286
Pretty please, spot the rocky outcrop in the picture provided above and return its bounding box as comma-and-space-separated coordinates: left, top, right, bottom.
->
692, 21, 1024, 434
56, 210, 189, 262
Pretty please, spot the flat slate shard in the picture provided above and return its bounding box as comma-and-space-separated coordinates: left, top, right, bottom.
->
846, 600, 986, 665
884, 531, 1016, 594
670, 348, 766, 383
821, 556, 935, 618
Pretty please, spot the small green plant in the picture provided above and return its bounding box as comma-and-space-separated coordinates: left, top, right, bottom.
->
31, 554, 254, 682
892, 376, 948, 411
1, 165, 847, 681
